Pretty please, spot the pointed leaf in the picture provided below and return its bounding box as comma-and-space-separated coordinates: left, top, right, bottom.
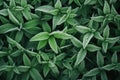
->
37, 40, 47, 50
30, 68, 43, 80
48, 36, 58, 53
23, 54, 31, 66
51, 31, 72, 39
103, 1, 110, 14
30, 32, 49, 41
83, 33, 94, 49
75, 48, 87, 66
55, 0, 62, 8
84, 68, 100, 77
97, 51, 104, 67
75, 25, 91, 34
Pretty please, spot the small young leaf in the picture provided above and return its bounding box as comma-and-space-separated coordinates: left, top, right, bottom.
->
30, 32, 49, 41
97, 51, 104, 67
63, 61, 72, 70
23, 54, 31, 66
101, 71, 108, 80
0, 51, 8, 57
37, 40, 47, 50
9, 0, 16, 7
22, 9, 32, 20
55, 0, 62, 9
41, 52, 49, 61
36, 5, 58, 15
51, 31, 72, 39
48, 36, 58, 53
103, 25, 110, 38
71, 36, 82, 48
30, 68, 43, 80
111, 52, 117, 64
75, 25, 91, 34
91, 16, 104, 22
106, 37, 119, 43
43, 64, 50, 77
86, 44, 101, 52
84, 0, 97, 5
103, 1, 110, 14
94, 32, 104, 40
0, 24, 17, 34
102, 42, 108, 53
75, 48, 87, 66
102, 64, 116, 71
15, 31, 23, 42
42, 22, 51, 32
83, 33, 94, 49
7, 36, 24, 50
21, 0, 27, 7
17, 66, 30, 72
111, 5, 118, 15
0, 9, 8, 16
84, 68, 100, 77
8, 9, 20, 25
56, 14, 68, 25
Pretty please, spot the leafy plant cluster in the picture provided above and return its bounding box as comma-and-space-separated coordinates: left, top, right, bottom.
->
0, 0, 120, 80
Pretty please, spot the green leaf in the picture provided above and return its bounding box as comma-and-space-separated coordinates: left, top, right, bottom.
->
55, 0, 62, 9
94, 32, 104, 40
84, 68, 100, 77
30, 32, 49, 41
51, 31, 72, 39
8, 9, 20, 25
21, 0, 27, 7
56, 14, 68, 25
22, 9, 32, 20
49, 61, 59, 76
86, 44, 101, 52
91, 16, 104, 22
106, 37, 120, 43
0, 51, 8, 57
75, 48, 87, 66
15, 31, 23, 42
9, 0, 16, 7
48, 36, 58, 53
84, 0, 97, 5
17, 66, 30, 72
111, 5, 118, 15
37, 40, 47, 50
103, 25, 110, 38
0, 23, 17, 34
103, 1, 110, 14
23, 54, 31, 66
0, 9, 8, 16
111, 52, 117, 64
42, 22, 51, 32
30, 68, 43, 80
75, 25, 91, 34
97, 51, 104, 67
24, 19, 39, 28
83, 33, 94, 49
101, 71, 108, 80
41, 52, 50, 61
102, 42, 108, 53
36, 5, 58, 15
43, 64, 50, 77
71, 36, 82, 48
63, 61, 72, 70
102, 64, 116, 71
7, 36, 24, 50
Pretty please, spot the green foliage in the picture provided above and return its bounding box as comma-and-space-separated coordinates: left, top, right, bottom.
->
0, 0, 120, 80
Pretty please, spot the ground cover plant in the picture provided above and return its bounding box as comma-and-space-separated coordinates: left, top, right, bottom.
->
0, 0, 120, 80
